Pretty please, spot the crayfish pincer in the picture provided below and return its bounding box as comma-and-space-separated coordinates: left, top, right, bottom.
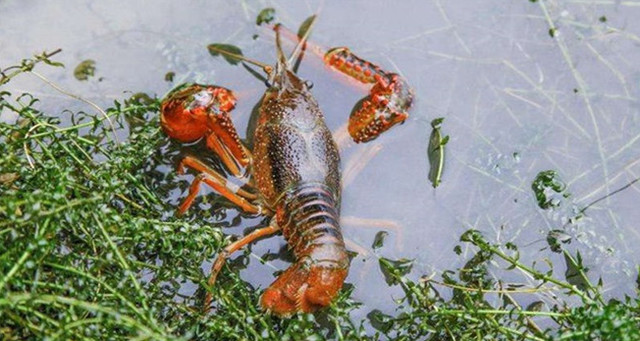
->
160, 17, 413, 316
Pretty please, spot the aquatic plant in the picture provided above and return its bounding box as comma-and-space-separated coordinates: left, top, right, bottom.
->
1, 50, 638, 340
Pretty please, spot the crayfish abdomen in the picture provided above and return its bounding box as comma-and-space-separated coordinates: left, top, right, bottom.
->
261, 183, 348, 314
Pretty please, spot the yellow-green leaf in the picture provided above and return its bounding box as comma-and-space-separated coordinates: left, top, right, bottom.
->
428, 117, 447, 188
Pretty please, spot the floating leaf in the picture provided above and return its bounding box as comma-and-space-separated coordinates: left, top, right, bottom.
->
372, 231, 388, 250
547, 229, 572, 253
73, 59, 96, 81
297, 15, 317, 39
531, 170, 569, 209
256, 8, 275, 25
164, 71, 175, 82
431, 117, 444, 128
207, 44, 244, 65
379, 257, 413, 286
427, 117, 447, 188
453, 245, 462, 255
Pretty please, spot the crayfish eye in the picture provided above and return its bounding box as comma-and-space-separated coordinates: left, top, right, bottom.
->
264, 79, 273, 88
304, 80, 314, 89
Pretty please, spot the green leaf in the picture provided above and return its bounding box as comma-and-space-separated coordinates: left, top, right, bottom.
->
42, 58, 64, 68
564, 251, 588, 290
531, 170, 569, 209
379, 257, 413, 286
372, 231, 388, 250
207, 44, 244, 65
428, 117, 446, 188
127, 92, 154, 106
297, 15, 317, 39
367, 309, 394, 333
73, 59, 96, 81
460, 250, 493, 286
430, 117, 444, 128
256, 7, 275, 25
453, 245, 462, 255
547, 229, 571, 253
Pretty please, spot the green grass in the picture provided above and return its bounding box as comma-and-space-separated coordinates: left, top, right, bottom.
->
1, 52, 639, 340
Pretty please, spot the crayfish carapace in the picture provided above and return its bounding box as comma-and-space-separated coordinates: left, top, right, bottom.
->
160, 17, 413, 316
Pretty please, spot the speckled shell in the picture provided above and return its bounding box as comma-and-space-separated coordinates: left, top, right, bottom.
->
251, 70, 341, 209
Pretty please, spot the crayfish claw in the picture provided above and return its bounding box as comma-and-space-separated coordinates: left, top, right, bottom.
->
160, 83, 238, 143
161, 83, 251, 174
324, 46, 414, 142
348, 73, 413, 143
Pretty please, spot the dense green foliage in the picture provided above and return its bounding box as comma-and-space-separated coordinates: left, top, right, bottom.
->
1, 53, 639, 340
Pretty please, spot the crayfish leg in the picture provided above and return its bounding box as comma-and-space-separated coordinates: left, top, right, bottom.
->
205, 133, 249, 178
176, 156, 260, 215
204, 222, 281, 312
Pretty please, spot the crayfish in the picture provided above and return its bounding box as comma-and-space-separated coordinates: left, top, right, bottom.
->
159, 17, 413, 316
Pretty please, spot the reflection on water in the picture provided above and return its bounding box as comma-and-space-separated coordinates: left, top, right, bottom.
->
3, 0, 640, 326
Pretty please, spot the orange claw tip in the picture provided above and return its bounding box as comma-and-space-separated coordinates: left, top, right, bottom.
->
348, 101, 409, 143
348, 74, 414, 143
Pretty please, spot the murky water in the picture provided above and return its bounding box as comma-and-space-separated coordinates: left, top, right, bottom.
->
2, 0, 640, 325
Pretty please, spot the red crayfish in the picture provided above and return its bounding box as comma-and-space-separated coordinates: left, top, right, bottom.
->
159, 17, 413, 316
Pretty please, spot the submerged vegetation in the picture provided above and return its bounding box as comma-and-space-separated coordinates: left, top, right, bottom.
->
1, 43, 640, 341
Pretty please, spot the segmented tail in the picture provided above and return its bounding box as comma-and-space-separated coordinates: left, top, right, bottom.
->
262, 183, 348, 315
278, 183, 347, 266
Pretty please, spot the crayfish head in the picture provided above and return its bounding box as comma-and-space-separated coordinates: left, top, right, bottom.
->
260, 260, 347, 316
160, 83, 237, 143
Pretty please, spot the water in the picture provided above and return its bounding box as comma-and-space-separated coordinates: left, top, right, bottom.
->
2, 0, 640, 325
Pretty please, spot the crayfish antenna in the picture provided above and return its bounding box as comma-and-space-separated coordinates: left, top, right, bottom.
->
274, 24, 289, 69
287, 14, 318, 68
207, 45, 273, 75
